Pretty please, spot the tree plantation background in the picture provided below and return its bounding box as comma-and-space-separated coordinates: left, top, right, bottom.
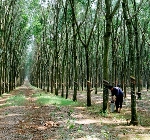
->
0, 0, 150, 126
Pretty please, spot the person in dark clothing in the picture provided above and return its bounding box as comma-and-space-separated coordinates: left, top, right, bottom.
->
108, 85, 124, 113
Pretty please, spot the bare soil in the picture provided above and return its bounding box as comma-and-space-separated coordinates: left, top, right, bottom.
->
0, 80, 150, 140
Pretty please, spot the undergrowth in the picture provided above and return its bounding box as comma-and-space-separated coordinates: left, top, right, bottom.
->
33, 92, 79, 106
6, 93, 27, 106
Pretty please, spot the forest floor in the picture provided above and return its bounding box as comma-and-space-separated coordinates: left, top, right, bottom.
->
0, 80, 150, 140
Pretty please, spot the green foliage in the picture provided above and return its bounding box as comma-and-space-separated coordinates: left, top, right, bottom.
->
100, 109, 108, 117
67, 120, 75, 129
28, 0, 40, 10
5, 112, 9, 115
67, 109, 74, 116
32, 20, 43, 35
101, 129, 111, 139
20, 14, 28, 28
77, 0, 87, 5
6, 94, 27, 106
33, 93, 78, 106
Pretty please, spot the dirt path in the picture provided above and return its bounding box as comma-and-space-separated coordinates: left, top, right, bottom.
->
0, 81, 150, 140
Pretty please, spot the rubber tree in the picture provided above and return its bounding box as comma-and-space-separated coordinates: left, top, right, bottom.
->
103, 0, 121, 112
69, 0, 78, 101
70, 0, 101, 106
122, 0, 138, 125
63, 0, 70, 99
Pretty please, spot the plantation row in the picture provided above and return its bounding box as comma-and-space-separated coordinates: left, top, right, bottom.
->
0, 0, 29, 95
0, 0, 150, 125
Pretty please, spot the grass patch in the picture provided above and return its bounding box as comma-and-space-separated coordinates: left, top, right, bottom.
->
33, 93, 78, 106
6, 94, 27, 106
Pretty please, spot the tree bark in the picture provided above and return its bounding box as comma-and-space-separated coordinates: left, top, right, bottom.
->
103, 0, 121, 112
122, 0, 138, 125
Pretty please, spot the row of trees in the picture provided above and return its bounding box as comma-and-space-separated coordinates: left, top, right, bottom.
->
0, 0, 30, 95
0, 0, 149, 125
28, 0, 150, 125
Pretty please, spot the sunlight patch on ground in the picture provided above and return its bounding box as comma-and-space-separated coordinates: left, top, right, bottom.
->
3, 113, 23, 117
75, 119, 100, 124
100, 117, 126, 125
94, 101, 103, 104
119, 134, 150, 140
0, 98, 9, 103
115, 125, 150, 134
76, 138, 100, 140
75, 135, 100, 140
37, 126, 47, 130
0, 94, 12, 101
74, 107, 86, 110
0, 100, 6, 107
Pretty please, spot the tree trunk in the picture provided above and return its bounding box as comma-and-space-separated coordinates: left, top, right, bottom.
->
122, 0, 138, 125
103, 0, 112, 112
85, 45, 91, 106
133, 0, 141, 93
103, 0, 121, 112
72, 2, 78, 102
54, 3, 60, 96
95, 22, 100, 94
51, 64, 54, 93
130, 76, 138, 125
